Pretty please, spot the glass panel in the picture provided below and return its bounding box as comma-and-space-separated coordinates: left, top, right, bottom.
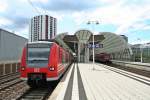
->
27, 43, 51, 67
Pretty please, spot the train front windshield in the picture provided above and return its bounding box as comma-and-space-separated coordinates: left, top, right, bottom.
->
27, 43, 52, 67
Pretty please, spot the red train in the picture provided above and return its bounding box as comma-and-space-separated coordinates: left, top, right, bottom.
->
20, 41, 73, 87
90, 53, 111, 63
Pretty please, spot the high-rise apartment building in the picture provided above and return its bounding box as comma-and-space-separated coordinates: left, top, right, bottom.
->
29, 15, 57, 42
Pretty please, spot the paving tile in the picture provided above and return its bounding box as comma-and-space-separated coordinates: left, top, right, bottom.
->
78, 63, 150, 100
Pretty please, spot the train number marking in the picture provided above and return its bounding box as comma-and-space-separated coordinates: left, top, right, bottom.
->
34, 68, 40, 72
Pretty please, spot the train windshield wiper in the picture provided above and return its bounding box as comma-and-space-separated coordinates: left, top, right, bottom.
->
28, 58, 48, 62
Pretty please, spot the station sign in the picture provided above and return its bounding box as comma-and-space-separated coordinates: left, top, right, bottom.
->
88, 43, 103, 48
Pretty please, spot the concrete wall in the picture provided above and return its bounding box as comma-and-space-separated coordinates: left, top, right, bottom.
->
0, 29, 28, 61
0, 61, 20, 75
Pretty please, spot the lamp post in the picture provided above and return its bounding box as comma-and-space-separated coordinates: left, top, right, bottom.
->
87, 20, 99, 70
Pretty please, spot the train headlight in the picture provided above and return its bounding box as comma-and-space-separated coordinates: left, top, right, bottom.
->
21, 67, 25, 71
49, 67, 55, 71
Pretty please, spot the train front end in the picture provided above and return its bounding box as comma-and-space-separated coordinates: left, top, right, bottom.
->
20, 42, 57, 86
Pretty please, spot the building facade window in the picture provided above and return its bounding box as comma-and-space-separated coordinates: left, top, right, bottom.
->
29, 15, 57, 42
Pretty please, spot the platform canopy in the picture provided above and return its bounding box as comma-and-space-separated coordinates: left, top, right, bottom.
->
75, 30, 105, 43
55, 30, 133, 61
95, 32, 133, 60
66, 30, 104, 53
95, 32, 132, 53
75, 30, 92, 43
54, 32, 74, 54
62, 30, 105, 43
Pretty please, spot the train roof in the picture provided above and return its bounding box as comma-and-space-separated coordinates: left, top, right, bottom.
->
27, 41, 54, 44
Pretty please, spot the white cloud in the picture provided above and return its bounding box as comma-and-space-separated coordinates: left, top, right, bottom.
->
15, 25, 29, 38
97, 0, 122, 4
71, 1, 126, 25
0, 1, 8, 12
130, 39, 150, 45
37, 7, 65, 21
127, 23, 150, 31
30, 0, 48, 4
20, 0, 48, 4
0, 18, 13, 26
2, 0, 150, 39
72, 11, 89, 26
143, 26, 150, 30
116, 6, 150, 34
69, 0, 150, 34
19, 0, 48, 3
0, 17, 28, 38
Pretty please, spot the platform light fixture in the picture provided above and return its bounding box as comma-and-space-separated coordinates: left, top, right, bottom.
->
87, 20, 99, 70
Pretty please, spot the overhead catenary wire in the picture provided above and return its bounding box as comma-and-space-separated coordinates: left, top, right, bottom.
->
38, 2, 48, 14
27, 0, 41, 14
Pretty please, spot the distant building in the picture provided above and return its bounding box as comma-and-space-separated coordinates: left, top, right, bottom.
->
120, 35, 128, 42
0, 28, 27, 61
29, 15, 57, 42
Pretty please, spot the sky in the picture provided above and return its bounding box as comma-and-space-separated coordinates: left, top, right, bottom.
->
0, 0, 150, 44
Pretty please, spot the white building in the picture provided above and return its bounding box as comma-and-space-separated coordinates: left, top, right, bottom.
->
29, 15, 57, 42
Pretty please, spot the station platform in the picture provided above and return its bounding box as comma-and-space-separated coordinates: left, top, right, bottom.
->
49, 63, 150, 100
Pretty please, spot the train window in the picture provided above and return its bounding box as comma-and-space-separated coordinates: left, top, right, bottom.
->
62, 50, 66, 64
62, 50, 64, 64
27, 43, 51, 67
59, 48, 61, 63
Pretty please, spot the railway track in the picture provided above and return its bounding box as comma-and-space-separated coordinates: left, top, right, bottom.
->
17, 87, 53, 100
0, 73, 22, 92
0, 80, 29, 100
0, 81, 29, 100
0, 73, 56, 100
0, 72, 19, 81
0, 74, 20, 85
0, 63, 72, 100
97, 63, 150, 86
0, 73, 29, 100
17, 64, 73, 100
0, 78, 23, 91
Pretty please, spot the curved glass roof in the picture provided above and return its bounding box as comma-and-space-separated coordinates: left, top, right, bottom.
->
55, 31, 133, 56
54, 32, 73, 53
95, 32, 133, 55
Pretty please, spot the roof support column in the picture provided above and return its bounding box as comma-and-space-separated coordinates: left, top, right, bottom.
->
84, 42, 89, 63
87, 42, 89, 63
78, 42, 80, 62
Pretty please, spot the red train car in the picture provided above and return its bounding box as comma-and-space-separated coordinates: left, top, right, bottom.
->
20, 41, 73, 86
90, 53, 111, 63
95, 53, 111, 63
